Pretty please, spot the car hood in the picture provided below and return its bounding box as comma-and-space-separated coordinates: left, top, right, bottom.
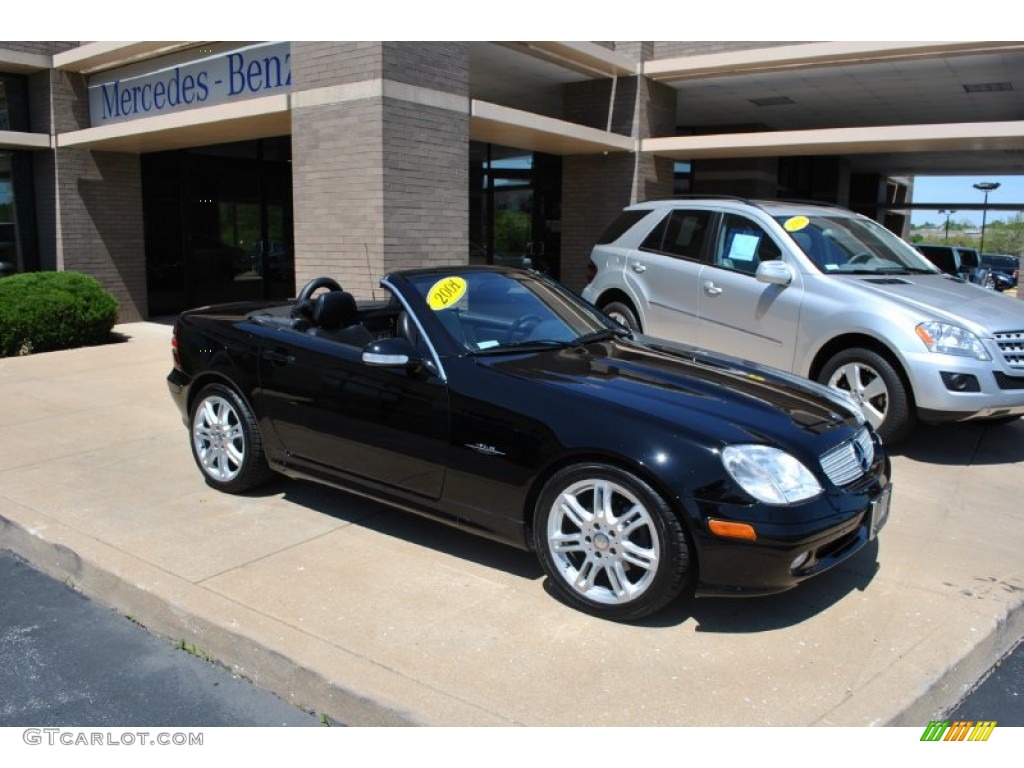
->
838, 273, 1024, 332
478, 337, 863, 449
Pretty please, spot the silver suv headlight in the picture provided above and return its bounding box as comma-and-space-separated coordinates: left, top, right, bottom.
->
721, 445, 824, 505
915, 322, 991, 361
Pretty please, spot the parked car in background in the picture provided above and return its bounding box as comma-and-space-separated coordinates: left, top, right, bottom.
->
168, 266, 892, 621
583, 197, 1024, 444
914, 244, 995, 289
981, 253, 1020, 292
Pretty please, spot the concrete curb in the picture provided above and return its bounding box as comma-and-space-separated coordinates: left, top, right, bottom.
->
0, 512, 511, 726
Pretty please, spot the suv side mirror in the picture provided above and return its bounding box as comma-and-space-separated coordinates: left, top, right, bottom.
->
756, 261, 794, 286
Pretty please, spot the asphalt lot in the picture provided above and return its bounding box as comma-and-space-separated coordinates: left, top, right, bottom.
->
0, 320, 1022, 726
0, 550, 320, 727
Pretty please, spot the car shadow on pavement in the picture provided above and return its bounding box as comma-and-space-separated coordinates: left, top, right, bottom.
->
632, 541, 880, 631
258, 475, 882, 629
889, 420, 1024, 465
271, 477, 544, 581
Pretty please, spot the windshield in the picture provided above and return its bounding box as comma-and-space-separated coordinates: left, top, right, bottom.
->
774, 214, 941, 276
405, 270, 615, 354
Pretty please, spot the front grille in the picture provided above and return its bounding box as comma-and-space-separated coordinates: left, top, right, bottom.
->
994, 371, 1024, 390
994, 330, 1024, 370
820, 427, 874, 487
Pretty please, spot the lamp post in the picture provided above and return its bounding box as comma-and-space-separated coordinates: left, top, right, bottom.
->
973, 182, 1001, 254
939, 209, 956, 241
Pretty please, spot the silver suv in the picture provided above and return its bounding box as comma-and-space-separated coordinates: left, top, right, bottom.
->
582, 198, 1024, 443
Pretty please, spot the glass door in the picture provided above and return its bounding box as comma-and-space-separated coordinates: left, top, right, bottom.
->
0, 152, 16, 272
470, 143, 562, 280
142, 137, 294, 315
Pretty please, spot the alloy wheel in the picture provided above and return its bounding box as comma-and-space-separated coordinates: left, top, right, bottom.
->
192, 395, 246, 482
545, 478, 661, 605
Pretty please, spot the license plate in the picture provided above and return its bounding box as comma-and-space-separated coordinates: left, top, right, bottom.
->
869, 484, 892, 540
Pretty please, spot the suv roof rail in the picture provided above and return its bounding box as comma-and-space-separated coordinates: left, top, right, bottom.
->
660, 195, 851, 213
773, 198, 849, 210
664, 194, 759, 205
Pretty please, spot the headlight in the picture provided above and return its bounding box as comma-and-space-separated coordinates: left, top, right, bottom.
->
721, 445, 824, 505
915, 322, 991, 361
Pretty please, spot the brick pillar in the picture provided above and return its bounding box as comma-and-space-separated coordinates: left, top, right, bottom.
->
560, 72, 675, 292
34, 67, 147, 321
290, 42, 469, 299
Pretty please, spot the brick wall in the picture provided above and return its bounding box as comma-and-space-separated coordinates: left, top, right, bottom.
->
290, 42, 469, 300
291, 98, 385, 298
58, 150, 147, 321
560, 75, 675, 292
31, 67, 147, 321
381, 98, 468, 274
382, 42, 469, 95
290, 42, 383, 90
561, 154, 637, 291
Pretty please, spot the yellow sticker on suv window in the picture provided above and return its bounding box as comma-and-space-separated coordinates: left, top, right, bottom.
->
427, 276, 467, 310
784, 216, 809, 232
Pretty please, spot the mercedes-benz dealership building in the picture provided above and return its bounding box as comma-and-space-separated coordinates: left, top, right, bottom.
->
2, 41, 1022, 320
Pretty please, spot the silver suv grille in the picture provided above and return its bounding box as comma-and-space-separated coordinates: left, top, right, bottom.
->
994, 330, 1024, 370
820, 427, 874, 487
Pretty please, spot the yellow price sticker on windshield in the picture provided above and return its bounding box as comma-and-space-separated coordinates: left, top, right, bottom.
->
784, 216, 809, 232
427, 276, 467, 310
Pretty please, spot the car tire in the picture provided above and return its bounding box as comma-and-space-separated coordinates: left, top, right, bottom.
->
533, 464, 692, 621
190, 383, 275, 493
601, 300, 641, 332
818, 348, 914, 444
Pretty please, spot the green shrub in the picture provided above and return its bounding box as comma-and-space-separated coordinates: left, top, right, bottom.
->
0, 271, 119, 357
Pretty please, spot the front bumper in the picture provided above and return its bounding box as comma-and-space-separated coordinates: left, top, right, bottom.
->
692, 464, 891, 598
904, 347, 1024, 421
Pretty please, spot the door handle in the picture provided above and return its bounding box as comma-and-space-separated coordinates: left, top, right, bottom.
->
631, 262, 647, 274
703, 280, 723, 296
262, 348, 295, 365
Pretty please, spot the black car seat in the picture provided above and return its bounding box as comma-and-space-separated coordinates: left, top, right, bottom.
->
397, 310, 421, 349
308, 291, 372, 347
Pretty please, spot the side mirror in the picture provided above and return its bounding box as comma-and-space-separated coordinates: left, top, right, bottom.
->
756, 260, 794, 286
362, 337, 421, 368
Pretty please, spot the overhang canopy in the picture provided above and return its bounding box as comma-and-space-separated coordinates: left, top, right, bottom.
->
0, 130, 51, 150
53, 42, 198, 74
642, 121, 1024, 160
470, 100, 633, 156
56, 94, 289, 153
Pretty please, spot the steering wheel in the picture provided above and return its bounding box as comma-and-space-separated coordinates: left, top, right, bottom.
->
297, 276, 342, 303
848, 252, 875, 265
508, 314, 544, 342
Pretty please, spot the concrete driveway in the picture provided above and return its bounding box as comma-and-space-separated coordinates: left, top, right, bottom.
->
1, 322, 1022, 726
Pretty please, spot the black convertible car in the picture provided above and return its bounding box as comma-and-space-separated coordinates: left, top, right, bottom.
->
168, 266, 892, 620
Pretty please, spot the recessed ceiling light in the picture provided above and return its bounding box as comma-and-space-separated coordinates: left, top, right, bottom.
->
962, 82, 1013, 93
749, 96, 795, 107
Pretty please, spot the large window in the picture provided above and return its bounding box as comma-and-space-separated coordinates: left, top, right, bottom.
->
142, 137, 294, 315
469, 142, 562, 280
0, 74, 37, 273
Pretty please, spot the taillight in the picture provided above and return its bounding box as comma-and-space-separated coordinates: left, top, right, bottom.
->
171, 323, 181, 370
586, 259, 597, 285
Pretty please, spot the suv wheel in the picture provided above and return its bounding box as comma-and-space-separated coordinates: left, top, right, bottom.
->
818, 348, 914, 444
601, 300, 641, 332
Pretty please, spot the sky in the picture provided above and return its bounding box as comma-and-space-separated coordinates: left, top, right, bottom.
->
910, 176, 1024, 227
